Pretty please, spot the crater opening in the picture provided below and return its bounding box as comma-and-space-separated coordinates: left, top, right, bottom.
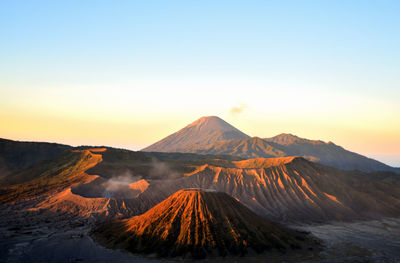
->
72, 176, 148, 199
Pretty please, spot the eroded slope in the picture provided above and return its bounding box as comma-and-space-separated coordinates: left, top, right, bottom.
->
93, 189, 318, 259
140, 157, 400, 222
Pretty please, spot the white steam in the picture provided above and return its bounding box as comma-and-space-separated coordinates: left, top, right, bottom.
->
148, 158, 180, 179
230, 103, 248, 116
102, 171, 141, 199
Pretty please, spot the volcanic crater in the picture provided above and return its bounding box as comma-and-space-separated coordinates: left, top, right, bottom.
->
71, 176, 148, 199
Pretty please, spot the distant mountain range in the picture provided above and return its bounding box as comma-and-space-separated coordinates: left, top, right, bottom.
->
143, 116, 399, 173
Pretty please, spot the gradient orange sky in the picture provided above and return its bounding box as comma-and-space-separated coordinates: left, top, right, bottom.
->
1, 84, 399, 166
1, 1, 399, 166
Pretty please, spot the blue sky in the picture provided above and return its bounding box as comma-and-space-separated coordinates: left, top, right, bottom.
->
2, 0, 399, 90
1, 1, 399, 166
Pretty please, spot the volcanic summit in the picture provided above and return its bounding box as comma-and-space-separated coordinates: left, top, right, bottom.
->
142, 116, 250, 153
93, 189, 318, 259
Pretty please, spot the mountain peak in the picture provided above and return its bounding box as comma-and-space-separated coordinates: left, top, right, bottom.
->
265, 133, 326, 145
186, 116, 240, 132
267, 133, 303, 145
94, 189, 316, 258
142, 116, 249, 152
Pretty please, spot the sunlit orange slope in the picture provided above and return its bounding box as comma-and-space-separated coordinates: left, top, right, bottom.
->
93, 189, 318, 259
0, 149, 103, 203
142, 157, 400, 222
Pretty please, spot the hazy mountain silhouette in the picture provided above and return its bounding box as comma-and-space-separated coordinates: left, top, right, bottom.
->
142, 116, 399, 172
142, 116, 250, 152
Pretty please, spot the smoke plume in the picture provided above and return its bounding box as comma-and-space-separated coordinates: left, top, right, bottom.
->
149, 158, 180, 179
230, 103, 248, 116
102, 171, 141, 199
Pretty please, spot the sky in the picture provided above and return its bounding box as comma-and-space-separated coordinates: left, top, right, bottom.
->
1, 1, 399, 166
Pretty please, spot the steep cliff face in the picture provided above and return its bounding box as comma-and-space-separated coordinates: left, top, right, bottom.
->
93, 189, 318, 259
139, 157, 400, 222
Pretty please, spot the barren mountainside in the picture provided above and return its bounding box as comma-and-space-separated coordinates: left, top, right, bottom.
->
264, 134, 396, 172
139, 157, 400, 222
0, 149, 102, 204
142, 117, 399, 172
0, 145, 243, 221
0, 138, 71, 178
142, 116, 250, 152
93, 189, 318, 259
1, 143, 399, 224
0, 148, 159, 220
195, 136, 286, 158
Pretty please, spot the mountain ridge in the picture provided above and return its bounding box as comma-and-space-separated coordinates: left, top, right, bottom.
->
0, 138, 71, 178
265, 133, 326, 145
138, 156, 400, 222
142, 116, 399, 173
2, 144, 399, 223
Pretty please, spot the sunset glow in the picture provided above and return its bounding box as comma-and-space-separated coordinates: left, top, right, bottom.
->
1, 1, 399, 166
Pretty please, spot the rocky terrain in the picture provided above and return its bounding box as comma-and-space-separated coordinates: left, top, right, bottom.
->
136, 157, 400, 222
2, 145, 400, 224
93, 189, 319, 259
0, 137, 400, 262
1, 203, 399, 263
